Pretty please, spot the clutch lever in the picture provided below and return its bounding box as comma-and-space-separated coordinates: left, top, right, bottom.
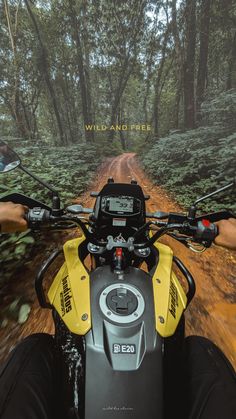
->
146, 211, 169, 219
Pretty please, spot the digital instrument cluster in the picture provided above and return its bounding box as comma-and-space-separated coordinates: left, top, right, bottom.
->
101, 195, 141, 217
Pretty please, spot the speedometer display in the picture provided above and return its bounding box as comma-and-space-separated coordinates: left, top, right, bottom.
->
100, 195, 141, 217
109, 197, 134, 213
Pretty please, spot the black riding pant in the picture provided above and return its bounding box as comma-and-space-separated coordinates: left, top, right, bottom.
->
0, 333, 63, 419
0, 333, 235, 419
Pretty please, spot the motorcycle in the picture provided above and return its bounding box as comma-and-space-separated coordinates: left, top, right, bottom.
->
0, 139, 235, 419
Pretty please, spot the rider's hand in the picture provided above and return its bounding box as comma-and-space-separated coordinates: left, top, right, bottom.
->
0, 202, 28, 233
214, 218, 236, 250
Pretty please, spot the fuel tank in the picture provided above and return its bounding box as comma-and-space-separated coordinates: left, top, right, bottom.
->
84, 265, 164, 419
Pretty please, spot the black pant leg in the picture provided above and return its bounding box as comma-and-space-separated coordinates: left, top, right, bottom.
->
185, 336, 236, 419
0, 333, 60, 419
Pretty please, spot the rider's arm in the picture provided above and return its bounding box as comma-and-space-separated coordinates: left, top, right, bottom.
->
0, 202, 28, 233
214, 218, 236, 250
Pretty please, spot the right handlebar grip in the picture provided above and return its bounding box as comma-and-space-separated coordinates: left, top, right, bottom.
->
195, 220, 218, 246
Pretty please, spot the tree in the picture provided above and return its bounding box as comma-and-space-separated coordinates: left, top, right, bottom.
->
93, 0, 147, 142
171, 0, 184, 128
183, 0, 196, 129
152, 24, 170, 138
24, 0, 66, 145
1, 0, 235, 148
2, 0, 41, 139
196, 0, 211, 121
66, 0, 94, 142
227, 30, 236, 89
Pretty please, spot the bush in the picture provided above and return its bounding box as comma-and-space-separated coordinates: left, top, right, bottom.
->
140, 92, 236, 213
0, 143, 102, 284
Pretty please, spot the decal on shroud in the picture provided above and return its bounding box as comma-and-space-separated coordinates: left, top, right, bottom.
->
60, 276, 72, 316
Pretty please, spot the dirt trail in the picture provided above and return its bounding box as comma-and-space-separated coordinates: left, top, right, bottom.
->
1, 153, 236, 368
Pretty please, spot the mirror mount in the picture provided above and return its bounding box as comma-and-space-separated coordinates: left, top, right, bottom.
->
19, 165, 61, 215
19, 164, 59, 197
0, 140, 61, 215
51, 195, 61, 216
193, 181, 235, 207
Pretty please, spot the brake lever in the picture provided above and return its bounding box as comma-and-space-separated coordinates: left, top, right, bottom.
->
196, 210, 235, 223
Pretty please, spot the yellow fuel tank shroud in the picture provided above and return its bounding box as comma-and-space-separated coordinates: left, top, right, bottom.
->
48, 235, 91, 335
152, 242, 187, 337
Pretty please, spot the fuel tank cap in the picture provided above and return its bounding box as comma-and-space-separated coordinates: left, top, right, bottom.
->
99, 283, 145, 324
107, 288, 138, 316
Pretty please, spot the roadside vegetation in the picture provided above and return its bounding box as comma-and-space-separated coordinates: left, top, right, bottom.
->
140, 91, 236, 213
0, 143, 101, 283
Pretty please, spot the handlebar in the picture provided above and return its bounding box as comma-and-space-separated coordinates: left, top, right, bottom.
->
26, 207, 92, 238
26, 206, 219, 251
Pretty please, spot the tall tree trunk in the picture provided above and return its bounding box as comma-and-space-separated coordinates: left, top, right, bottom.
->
24, 0, 66, 145
174, 86, 182, 128
183, 0, 196, 129
143, 75, 151, 123
108, 64, 134, 141
119, 130, 126, 150
82, 0, 94, 135
4, 0, 31, 139
58, 73, 74, 143
171, 0, 184, 128
118, 106, 126, 150
107, 0, 146, 141
196, 0, 211, 121
152, 26, 170, 138
227, 30, 236, 90
68, 0, 94, 142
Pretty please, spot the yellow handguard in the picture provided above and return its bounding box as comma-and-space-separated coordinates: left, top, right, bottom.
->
152, 242, 187, 337
48, 236, 91, 335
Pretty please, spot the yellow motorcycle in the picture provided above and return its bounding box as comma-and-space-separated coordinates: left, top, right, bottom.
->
0, 139, 235, 419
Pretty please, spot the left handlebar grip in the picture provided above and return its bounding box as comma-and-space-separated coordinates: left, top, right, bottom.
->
26, 207, 51, 230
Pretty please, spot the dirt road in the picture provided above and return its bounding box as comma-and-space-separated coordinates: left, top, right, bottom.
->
1, 153, 236, 368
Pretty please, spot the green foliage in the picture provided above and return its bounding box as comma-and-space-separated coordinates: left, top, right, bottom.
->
1, 0, 236, 147
1, 143, 100, 204
0, 230, 35, 287
0, 230, 33, 261
201, 89, 236, 131
140, 93, 236, 213
0, 143, 101, 283
0, 297, 31, 327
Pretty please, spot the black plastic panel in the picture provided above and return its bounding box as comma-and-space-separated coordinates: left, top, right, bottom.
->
84, 266, 164, 419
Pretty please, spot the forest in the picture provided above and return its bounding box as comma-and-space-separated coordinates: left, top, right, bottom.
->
0, 1, 236, 300
0, 0, 235, 145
